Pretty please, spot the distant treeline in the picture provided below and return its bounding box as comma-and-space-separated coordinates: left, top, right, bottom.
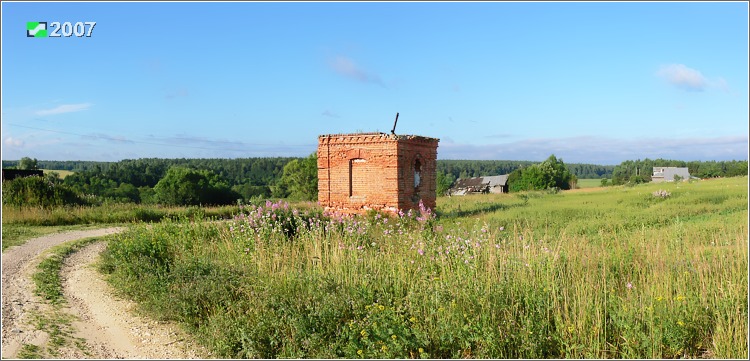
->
437, 160, 615, 180
3, 158, 295, 203
3, 157, 746, 204
610, 158, 748, 185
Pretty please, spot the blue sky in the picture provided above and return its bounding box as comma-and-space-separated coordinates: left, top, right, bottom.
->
2, 1, 748, 165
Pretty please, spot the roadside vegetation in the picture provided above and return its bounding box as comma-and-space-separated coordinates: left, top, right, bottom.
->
96, 177, 747, 358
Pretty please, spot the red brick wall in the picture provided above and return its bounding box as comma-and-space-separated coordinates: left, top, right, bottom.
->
318, 133, 439, 214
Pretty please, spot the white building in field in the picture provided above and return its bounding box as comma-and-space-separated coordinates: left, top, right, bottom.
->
652, 167, 692, 183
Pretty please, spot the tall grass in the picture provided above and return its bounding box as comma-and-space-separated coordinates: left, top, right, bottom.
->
99, 177, 748, 358
1, 203, 240, 226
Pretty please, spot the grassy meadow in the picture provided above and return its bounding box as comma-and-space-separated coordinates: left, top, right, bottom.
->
96, 177, 748, 358
575, 178, 606, 188
1, 203, 243, 251
40, 169, 75, 179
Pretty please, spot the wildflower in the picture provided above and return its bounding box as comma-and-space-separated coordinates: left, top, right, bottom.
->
357, 349, 363, 356
409, 316, 417, 323
418, 248, 424, 256
391, 335, 397, 340
677, 320, 685, 327
381, 345, 388, 352
361, 330, 368, 337
626, 282, 633, 290
499, 226, 505, 231
418, 348, 424, 354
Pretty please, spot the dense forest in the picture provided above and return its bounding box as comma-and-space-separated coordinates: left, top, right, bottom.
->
437, 160, 614, 180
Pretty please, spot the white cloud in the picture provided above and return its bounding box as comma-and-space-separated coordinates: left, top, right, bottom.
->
329, 56, 384, 86
35, 103, 92, 116
4, 137, 24, 148
656, 64, 732, 93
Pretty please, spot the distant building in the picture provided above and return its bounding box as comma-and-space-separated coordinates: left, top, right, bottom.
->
449, 175, 509, 195
652, 167, 692, 183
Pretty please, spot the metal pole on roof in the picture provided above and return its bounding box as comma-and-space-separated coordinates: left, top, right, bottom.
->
391, 112, 399, 135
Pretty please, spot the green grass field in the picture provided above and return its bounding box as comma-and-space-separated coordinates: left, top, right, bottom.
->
95, 177, 747, 358
576, 178, 606, 188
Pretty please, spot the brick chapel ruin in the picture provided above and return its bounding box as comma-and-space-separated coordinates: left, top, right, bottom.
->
317, 129, 439, 215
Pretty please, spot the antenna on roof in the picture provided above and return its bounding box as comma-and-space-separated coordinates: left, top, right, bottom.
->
391, 112, 399, 135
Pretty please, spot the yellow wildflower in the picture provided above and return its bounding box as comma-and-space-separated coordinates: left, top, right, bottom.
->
391, 335, 397, 340
677, 320, 685, 327
418, 348, 424, 353
357, 349, 363, 356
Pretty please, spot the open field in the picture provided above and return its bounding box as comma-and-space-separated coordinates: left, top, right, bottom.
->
40, 169, 75, 179
96, 177, 747, 358
575, 178, 606, 188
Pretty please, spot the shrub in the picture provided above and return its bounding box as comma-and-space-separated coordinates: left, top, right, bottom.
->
2, 176, 86, 207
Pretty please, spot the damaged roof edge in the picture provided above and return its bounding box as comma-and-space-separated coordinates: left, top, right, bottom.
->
318, 132, 439, 142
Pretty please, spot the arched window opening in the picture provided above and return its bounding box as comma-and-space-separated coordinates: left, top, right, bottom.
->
414, 158, 422, 188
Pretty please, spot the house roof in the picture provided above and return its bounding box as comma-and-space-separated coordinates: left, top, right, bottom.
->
652, 167, 691, 180
483, 175, 509, 187
453, 177, 487, 188
452, 175, 509, 190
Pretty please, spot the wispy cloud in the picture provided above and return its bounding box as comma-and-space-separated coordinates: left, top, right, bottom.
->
329, 56, 384, 86
439, 135, 748, 165
35, 103, 92, 116
84, 133, 134, 144
165, 88, 189, 100
4, 137, 24, 148
322, 110, 340, 118
656, 64, 728, 92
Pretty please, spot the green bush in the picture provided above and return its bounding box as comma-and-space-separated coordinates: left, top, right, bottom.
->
153, 166, 239, 206
2, 176, 86, 207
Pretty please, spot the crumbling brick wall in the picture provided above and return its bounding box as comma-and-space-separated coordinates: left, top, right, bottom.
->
318, 132, 439, 214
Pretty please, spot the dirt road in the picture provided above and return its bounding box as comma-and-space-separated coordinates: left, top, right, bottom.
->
1, 228, 210, 359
